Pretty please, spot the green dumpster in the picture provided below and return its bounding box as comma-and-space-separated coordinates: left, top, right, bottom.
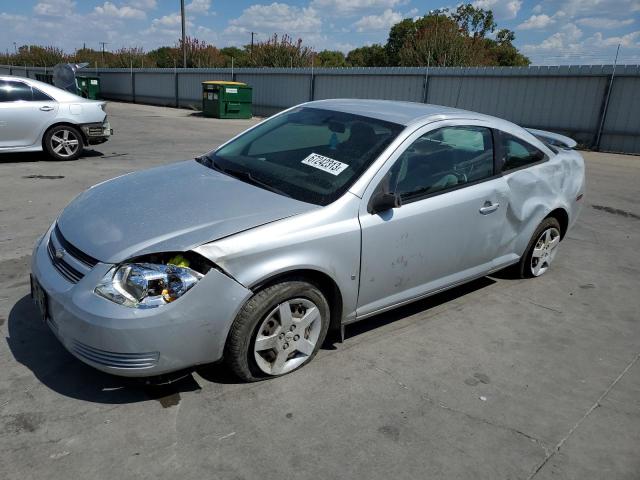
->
202, 81, 252, 119
35, 73, 54, 85
76, 75, 101, 100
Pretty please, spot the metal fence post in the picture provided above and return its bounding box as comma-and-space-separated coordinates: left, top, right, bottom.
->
131, 66, 136, 103
594, 46, 621, 150
310, 70, 316, 101
175, 69, 179, 108
422, 58, 430, 103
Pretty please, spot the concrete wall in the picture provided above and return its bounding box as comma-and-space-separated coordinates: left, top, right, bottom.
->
2, 64, 639, 154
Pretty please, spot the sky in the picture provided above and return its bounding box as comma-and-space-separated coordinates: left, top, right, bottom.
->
1, 0, 639, 65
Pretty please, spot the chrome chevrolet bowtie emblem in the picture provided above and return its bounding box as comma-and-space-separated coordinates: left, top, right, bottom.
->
54, 248, 66, 260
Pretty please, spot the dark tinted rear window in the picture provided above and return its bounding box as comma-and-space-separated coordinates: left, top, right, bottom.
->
32, 87, 53, 101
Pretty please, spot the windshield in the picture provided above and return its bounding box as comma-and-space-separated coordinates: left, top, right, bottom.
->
199, 107, 404, 206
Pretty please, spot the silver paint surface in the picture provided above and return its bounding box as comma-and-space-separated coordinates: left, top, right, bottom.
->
57, 160, 318, 263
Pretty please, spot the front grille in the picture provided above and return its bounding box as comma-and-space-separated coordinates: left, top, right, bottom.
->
53, 225, 98, 268
71, 340, 159, 369
46, 224, 98, 283
47, 238, 84, 283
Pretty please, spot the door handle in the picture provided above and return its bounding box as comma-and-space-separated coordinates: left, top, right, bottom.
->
479, 202, 500, 215
39, 106, 54, 112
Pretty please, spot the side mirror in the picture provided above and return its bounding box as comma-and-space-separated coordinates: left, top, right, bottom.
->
368, 191, 402, 214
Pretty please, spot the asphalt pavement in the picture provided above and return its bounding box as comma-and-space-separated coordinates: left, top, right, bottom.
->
1, 102, 638, 480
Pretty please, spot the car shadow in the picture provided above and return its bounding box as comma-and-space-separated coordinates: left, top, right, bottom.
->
6, 295, 201, 404
7, 276, 498, 403
0, 149, 105, 164
331, 276, 496, 345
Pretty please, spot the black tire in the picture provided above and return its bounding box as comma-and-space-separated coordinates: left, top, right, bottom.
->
225, 279, 330, 382
517, 217, 561, 279
44, 125, 84, 161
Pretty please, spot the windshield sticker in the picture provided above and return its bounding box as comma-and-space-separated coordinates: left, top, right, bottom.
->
301, 153, 349, 176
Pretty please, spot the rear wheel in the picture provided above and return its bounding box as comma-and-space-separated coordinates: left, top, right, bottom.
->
225, 280, 330, 382
44, 125, 84, 161
518, 217, 561, 278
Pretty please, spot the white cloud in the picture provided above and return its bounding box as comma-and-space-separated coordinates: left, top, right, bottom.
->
0, 12, 28, 23
33, 0, 76, 17
472, 0, 522, 20
310, 0, 402, 15
576, 18, 635, 29
227, 3, 322, 35
129, 0, 157, 8
518, 10, 567, 30
523, 22, 583, 52
186, 0, 211, 14
552, 0, 640, 17
353, 9, 403, 32
590, 30, 640, 48
518, 14, 554, 30
151, 13, 191, 28
532, 4, 543, 14
94, 2, 146, 20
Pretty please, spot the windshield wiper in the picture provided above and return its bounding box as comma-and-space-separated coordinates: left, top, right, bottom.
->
213, 162, 292, 198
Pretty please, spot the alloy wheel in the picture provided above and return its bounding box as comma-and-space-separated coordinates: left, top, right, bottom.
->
253, 298, 322, 375
530, 227, 560, 276
50, 129, 80, 158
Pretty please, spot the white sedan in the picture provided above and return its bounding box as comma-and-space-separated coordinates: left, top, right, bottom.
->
0, 76, 111, 160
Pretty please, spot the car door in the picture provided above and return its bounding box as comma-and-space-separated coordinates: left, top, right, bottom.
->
356, 122, 511, 318
0, 80, 58, 148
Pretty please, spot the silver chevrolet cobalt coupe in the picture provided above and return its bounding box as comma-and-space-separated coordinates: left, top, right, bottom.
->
31, 100, 585, 381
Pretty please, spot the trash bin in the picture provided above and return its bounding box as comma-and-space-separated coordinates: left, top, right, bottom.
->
76, 76, 101, 99
202, 81, 252, 119
35, 73, 54, 85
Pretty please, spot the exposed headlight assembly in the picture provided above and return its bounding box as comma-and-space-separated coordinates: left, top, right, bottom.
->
95, 263, 203, 308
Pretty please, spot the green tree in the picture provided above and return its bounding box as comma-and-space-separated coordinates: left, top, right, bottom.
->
316, 50, 347, 67
220, 47, 249, 67
387, 4, 530, 67
146, 46, 179, 68
484, 29, 530, 66
451, 4, 496, 40
346, 44, 387, 67
248, 34, 315, 68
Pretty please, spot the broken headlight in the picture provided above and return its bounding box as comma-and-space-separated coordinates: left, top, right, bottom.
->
95, 263, 203, 308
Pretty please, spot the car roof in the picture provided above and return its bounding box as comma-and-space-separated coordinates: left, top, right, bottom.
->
304, 98, 509, 127
303, 98, 554, 157
0, 75, 93, 103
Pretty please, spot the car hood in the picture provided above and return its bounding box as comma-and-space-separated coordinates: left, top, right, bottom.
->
57, 160, 318, 264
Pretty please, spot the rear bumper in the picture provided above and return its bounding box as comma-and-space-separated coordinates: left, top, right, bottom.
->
30, 226, 252, 377
81, 120, 112, 145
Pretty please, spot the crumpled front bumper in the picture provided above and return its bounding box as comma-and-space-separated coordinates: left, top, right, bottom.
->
30, 226, 252, 377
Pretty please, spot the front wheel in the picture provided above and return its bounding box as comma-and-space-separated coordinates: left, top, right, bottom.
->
518, 217, 562, 278
225, 280, 330, 382
44, 125, 84, 161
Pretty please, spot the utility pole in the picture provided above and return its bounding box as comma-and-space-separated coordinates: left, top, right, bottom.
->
250, 32, 255, 58
13, 42, 17, 54
180, 0, 187, 68
99, 42, 109, 66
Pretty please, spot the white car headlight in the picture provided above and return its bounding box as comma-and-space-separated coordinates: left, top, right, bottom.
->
95, 263, 203, 308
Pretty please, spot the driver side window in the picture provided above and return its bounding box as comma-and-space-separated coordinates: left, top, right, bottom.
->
388, 126, 494, 202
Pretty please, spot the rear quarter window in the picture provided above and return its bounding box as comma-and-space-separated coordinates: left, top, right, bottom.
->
499, 132, 548, 173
